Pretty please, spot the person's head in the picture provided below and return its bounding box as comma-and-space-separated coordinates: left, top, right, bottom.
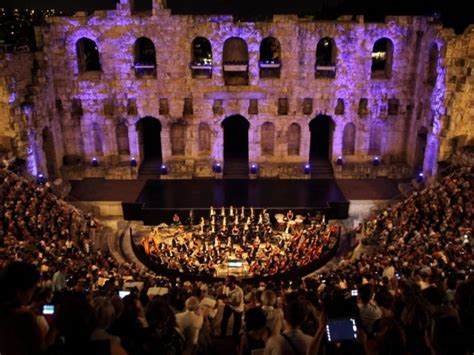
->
146, 296, 176, 331
374, 288, 394, 311
373, 317, 406, 355
55, 292, 95, 344
358, 284, 373, 304
244, 307, 267, 333
427, 311, 468, 355
0, 261, 40, 306
283, 300, 308, 329
184, 296, 200, 312
261, 290, 277, 307
90, 296, 116, 330
226, 276, 236, 289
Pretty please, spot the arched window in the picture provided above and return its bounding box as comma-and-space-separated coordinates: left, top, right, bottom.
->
342, 123, 356, 155
170, 123, 186, 155
287, 123, 301, 156
368, 121, 383, 155
116, 122, 130, 155
191, 37, 212, 79
134, 37, 156, 78
92, 122, 104, 156
427, 43, 438, 86
198, 122, 211, 153
315, 37, 337, 78
259, 37, 281, 79
223, 37, 249, 85
76, 38, 101, 73
260, 122, 275, 156
371, 38, 393, 79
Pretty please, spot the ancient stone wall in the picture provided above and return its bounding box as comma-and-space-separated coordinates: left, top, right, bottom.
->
1, 0, 471, 180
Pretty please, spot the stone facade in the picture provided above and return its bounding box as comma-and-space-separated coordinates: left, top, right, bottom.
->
0, 0, 472, 180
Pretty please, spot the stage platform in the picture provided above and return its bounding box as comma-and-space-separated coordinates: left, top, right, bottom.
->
122, 179, 349, 225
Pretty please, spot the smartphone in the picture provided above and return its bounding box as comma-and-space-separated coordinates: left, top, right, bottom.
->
351, 289, 358, 297
326, 318, 358, 342
118, 290, 130, 299
42, 304, 55, 315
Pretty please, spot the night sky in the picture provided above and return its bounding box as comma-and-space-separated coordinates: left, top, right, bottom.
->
1, 0, 472, 32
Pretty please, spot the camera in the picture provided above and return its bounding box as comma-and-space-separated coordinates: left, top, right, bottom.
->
42, 304, 55, 315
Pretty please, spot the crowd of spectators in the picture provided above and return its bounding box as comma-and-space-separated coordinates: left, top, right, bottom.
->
0, 166, 472, 355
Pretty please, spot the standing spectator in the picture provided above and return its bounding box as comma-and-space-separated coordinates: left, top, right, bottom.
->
261, 290, 283, 336
176, 296, 204, 353
52, 265, 67, 293
358, 284, 382, 335
220, 276, 244, 341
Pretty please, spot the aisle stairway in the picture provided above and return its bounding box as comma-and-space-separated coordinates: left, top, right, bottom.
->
138, 158, 162, 178
223, 159, 249, 179
311, 159, 334, 179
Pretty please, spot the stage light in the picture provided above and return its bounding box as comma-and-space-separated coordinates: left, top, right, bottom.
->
250, 164, 258, 174
372, 156, 380, 166
213, 162, 222, 173
304, 163, 311, 174
336, 156, 343, 165
160, 164, 168, 175
130, 157, 137, 167
91, 157, 98, 167
36, 173, 46, 184
416, 172, 425, 183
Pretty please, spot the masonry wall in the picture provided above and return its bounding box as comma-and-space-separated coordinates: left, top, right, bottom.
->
1, 0, 471, 180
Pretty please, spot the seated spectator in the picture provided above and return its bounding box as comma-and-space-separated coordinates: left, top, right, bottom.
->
48, 292, 127, 355
90, 296, 121, 345
0, 261, 43, 355
240, 307, 269, 355
264, 300, 313, 355
138, 296, 184, 355
261, 290, 283, 336
357, 284, 382, 335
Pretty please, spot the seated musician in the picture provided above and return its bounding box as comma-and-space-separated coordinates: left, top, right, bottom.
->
172, 213, 181, 226
286, 209, 294, 221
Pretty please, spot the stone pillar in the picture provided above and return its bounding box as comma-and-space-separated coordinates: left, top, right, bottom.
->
161, 125, 171, 163
213, 124, 224, 164
130, 123, 141, 163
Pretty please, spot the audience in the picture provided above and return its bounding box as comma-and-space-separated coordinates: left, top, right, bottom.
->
0, 165, 472, 355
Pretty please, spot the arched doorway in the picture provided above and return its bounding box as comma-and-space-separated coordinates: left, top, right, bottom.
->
309, 115, 334, 178
222, 115, 249, 177
42, 127, 56, 177
414, 127, 428, 173
137, 117, 162, 176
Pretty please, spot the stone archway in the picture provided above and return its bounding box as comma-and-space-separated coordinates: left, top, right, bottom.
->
136, 117, 162, 176
222, 115, 249, 177
309, 115, 334, 162
42, 127, 56, 177
414, 127, 428, 172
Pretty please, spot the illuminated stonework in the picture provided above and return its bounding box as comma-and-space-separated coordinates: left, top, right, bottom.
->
0, 0, 472, 179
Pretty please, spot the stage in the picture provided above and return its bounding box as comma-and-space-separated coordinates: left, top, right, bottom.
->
122, 179, 349, 225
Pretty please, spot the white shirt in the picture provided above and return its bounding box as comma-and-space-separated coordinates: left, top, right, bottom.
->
224, 285, 244, 313
264, 329, 313, 355
176, 310, 204, 345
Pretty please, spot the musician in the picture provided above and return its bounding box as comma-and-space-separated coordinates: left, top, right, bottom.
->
210, 206, 216, 217
220, 276, 244, 340
172, 213, 181, 226
286, 209, 294, 221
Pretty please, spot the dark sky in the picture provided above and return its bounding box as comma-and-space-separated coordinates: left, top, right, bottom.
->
2, 0, 472, 32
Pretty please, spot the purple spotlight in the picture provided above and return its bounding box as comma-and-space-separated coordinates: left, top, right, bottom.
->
91, 157, 98, 167
304, 164, 311, 174
36, 173, 46, 184
130, 157, 137, 167
213, 162, 222, 173
250, 164, 258, 174
416, 172, 425, 183
373, 156, 380, 166
336, 156, 343, 165
160, 164, 168, 175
